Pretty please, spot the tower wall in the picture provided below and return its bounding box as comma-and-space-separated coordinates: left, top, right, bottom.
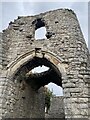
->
0, 9, 90, 119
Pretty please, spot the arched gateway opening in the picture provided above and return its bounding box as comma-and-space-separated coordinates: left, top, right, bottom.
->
14, 56, 62, 90
6, 50, 66, 118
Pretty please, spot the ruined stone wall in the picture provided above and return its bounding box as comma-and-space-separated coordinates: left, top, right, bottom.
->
2, 9, 87, 66
0, 9, 90, 119
45, 96, 65, 119
0, 72, 45, 118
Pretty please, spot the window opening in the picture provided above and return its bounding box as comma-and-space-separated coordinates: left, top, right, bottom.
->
35, 27, 46, 40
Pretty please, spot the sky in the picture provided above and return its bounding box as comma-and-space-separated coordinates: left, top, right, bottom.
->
0, 0, 89, 95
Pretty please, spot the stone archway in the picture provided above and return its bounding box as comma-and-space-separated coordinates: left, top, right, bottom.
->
3, 50, 66, 118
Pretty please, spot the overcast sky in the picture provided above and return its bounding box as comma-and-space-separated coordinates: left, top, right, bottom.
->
0, 1, 89, 95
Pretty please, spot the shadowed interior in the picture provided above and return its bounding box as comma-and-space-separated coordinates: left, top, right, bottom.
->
14, 57, 62, 90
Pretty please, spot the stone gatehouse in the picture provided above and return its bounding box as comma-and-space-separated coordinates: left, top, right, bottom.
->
0, 9, 90, 119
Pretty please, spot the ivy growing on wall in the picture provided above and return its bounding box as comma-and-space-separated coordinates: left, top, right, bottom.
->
44, 87, 54, 113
